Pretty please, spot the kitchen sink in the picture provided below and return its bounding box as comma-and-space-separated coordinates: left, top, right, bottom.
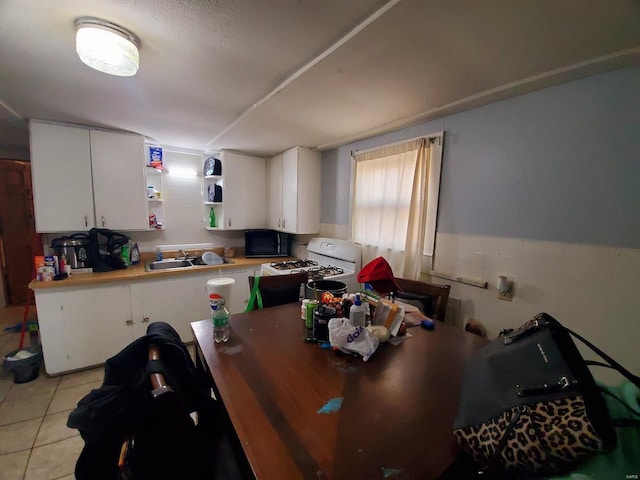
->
145, 256, 234, 271
146, 259, 193, 270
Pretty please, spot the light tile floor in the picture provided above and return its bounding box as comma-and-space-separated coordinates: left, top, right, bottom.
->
0, 305, 197, 480
0, 305, 98, 479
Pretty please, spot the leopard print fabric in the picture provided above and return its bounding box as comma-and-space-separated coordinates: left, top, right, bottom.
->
453, 394, 604, 475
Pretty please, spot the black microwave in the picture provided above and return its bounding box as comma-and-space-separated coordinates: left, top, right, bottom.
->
245, 230, 291, 258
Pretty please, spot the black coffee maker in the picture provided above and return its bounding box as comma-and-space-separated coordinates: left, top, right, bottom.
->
88, 228, 130, 272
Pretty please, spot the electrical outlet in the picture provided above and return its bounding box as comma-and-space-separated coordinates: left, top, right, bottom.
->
497, 281, 514, 301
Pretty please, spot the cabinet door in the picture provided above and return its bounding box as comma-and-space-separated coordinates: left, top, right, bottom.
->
221, 151, 266, 229
281, 148, 299, 233
91, 130, 149, 230
293, 147, 321, 234
137, 275, 211, 342
266, 153, 283, 230
29, 121, 95, 232
35, 285, 134, 374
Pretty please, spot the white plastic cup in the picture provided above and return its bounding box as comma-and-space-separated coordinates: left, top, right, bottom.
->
207, 278, 235, 309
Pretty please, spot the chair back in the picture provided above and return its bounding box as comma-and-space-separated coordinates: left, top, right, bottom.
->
248, 272, 309, 308
393, 278, 451, 322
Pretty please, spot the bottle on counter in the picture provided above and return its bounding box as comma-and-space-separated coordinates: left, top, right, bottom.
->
210, 293, 230, 343
130, 242, 140, 265
305, 300, 319, 341
120, 243, 130, 266
301, 299, 310, 321
349, 294, 366, 327
209, 207, 217, 228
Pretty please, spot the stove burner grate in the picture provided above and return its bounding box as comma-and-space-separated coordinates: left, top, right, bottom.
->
306, 266, 345, 281
270, 259, 318, 270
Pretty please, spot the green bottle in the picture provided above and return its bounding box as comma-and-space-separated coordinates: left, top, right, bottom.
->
209, 207, 217, 228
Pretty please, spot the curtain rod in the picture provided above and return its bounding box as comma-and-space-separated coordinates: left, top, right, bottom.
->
350, 131, 443, 157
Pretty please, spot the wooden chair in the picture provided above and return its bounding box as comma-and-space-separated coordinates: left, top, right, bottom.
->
248, 272, 309, 308
392, 278, 451, 322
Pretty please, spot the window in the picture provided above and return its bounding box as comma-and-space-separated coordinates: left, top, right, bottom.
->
351, 134, 443, 279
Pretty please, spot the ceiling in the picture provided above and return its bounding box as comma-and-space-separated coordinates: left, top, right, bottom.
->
1, 0, 639, 160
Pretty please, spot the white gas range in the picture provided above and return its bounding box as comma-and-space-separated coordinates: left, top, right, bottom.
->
260, 237, 362, 293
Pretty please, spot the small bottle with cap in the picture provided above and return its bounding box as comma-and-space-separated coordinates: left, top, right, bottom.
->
349, 294, 366, 327
301, 299, 310, 321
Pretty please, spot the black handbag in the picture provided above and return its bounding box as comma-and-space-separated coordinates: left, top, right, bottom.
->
453, 312, 640, 476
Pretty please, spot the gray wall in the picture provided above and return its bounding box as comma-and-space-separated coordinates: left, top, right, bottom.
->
321, 66, 640, 248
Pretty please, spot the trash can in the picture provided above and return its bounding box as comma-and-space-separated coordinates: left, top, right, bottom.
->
3, 344, 43, 384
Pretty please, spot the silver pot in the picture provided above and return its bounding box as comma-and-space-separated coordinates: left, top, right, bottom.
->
306, 280, 348, 301
50, 234, 91, 269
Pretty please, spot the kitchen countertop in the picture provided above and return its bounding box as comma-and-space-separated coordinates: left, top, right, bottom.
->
29, 256, 295, 290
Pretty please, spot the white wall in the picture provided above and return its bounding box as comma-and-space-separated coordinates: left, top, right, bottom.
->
320, 67, 640, 385
429, 232, 639, 384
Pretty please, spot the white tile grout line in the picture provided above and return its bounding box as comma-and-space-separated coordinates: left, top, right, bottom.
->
0, 368, 71, 478
0, 311, 87, 478
24, 375, 68, 480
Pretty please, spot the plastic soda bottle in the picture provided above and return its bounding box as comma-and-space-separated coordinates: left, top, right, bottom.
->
210, 293, 230, 343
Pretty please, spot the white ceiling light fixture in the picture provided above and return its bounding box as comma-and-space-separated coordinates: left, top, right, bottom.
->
74, 17, 140, 76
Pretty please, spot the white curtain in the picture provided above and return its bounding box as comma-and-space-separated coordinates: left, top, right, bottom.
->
352, 139, 431, 279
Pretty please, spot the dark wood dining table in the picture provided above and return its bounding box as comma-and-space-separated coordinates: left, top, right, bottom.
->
191, 302, 487, 480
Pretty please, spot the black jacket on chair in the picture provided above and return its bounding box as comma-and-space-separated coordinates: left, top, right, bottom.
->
67, 322, 221, 480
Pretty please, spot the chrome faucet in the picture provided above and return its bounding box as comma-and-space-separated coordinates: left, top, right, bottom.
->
177, 249, 189, 260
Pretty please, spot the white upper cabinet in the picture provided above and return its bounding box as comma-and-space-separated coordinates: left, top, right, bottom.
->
29, 121, 150, 232
90, 130, 149, 230
30, 121, 95, 232
267, 146, 320, 234
203, 150, 266, 230
266, 153, 284, 230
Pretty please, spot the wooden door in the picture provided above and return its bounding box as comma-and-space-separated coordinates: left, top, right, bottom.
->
0, 160, 42, 305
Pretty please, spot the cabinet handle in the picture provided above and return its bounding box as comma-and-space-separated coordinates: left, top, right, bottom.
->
282, 219, 286, 229
126, 319, 133, 326
101, 216, 106, 227
84, 215, 88, 227
142, 317, 150, 323
278, 219, 281, 228
228, 218, 231, 227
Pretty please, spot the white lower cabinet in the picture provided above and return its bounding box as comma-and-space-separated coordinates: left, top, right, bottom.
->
132, 276, 211, 343
134, 268, 251, 340
35, 284, 138, 375
216, 268, 252, 314
34, 268, 253, 374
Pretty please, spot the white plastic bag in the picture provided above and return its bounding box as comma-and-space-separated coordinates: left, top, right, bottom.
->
328, 317, 379, 361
